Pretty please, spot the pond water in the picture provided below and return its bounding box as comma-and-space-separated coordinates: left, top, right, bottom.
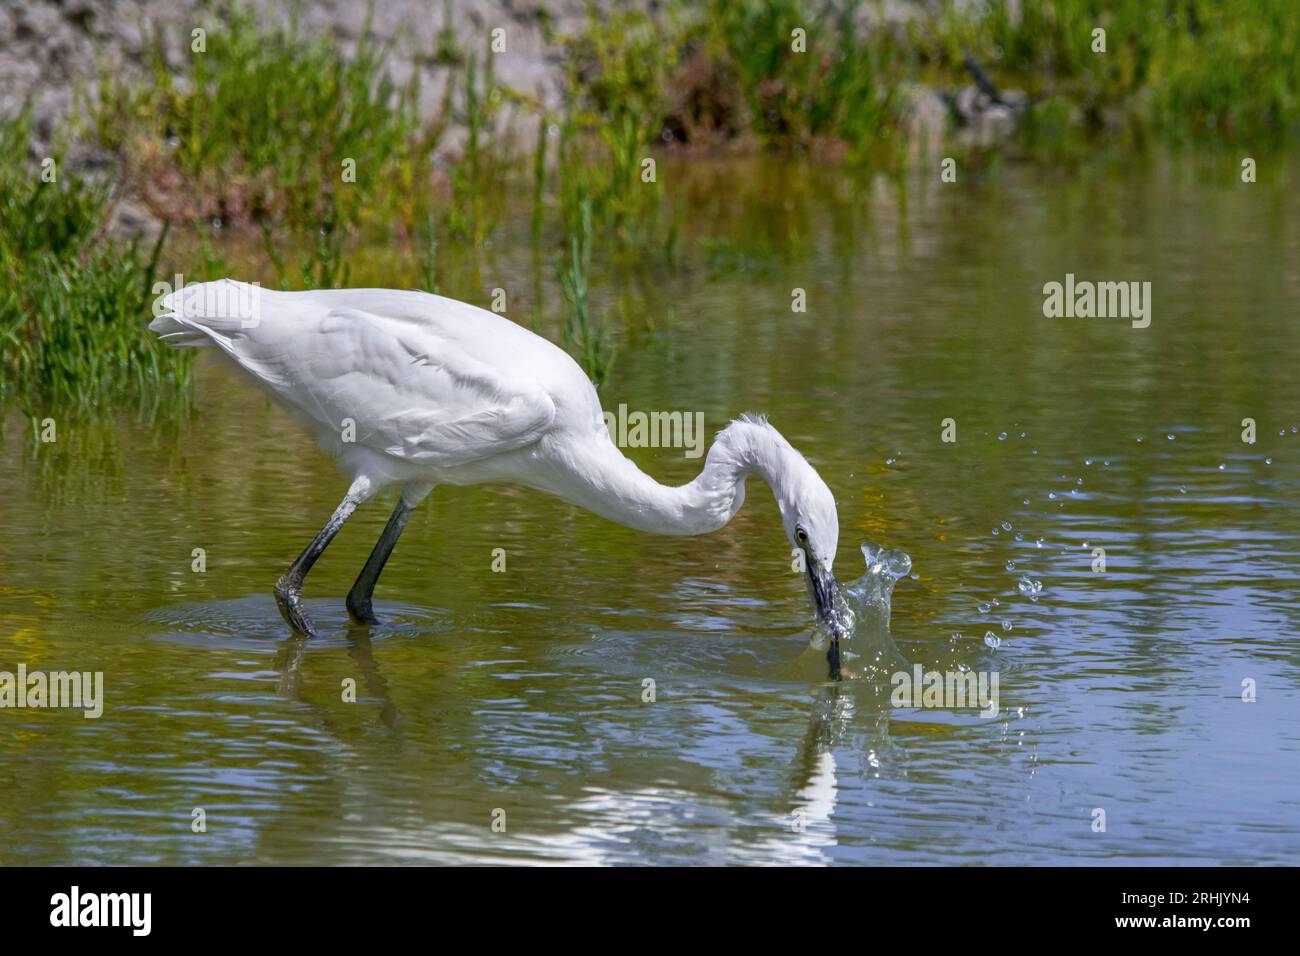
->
2, 155, 1298, 864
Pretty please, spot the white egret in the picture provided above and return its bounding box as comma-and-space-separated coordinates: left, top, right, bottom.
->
151, 280, 847, 675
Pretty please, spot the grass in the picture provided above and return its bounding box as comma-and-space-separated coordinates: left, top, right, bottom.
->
5, 0, 1300, 409
447, 46, 517, 249
0, 114, 184, 415
936, 0, 1300, 146
93, 3, 428, 231
562, 0, 1300, 162
560, 195, 616, 388
701, 0, 908, 160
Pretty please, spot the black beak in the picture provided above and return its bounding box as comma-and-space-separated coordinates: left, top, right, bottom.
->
807, 560, 844, 681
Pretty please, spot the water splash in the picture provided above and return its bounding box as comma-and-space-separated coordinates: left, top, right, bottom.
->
807, 541, 911, 679
845, 541, 911, 630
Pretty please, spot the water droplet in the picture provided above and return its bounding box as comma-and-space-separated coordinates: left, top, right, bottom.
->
1036, 538, 1044, 548
1022, 498, 1030, 506
984, 631, 1001, 649
998, 432, 1008, 441
1266, 457, 1273, 465
1085, 458, 1094, 466
1048, 492, 1057, 500
1136, 436, 1144, 443
1218, 463, 1226, 471
1017, 576, 1043, 601
1014, 532, 1023, 541
1179, 486, 1187, 493
1166, 434, 1175, 441
1002, 619, 1012, 632
1001, 521, 1012, 531
992, 527, 1000, 535
978, 603, 991, 614
1005, 560, 1016, 571
950, 632, 962, 643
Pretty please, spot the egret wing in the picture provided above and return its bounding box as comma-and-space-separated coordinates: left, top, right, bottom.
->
179, 295, 557, 467
299, 308, 558, 466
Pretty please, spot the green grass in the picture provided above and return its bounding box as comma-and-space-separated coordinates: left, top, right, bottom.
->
6, 0, 1300, 408
936, 0, 1300, 145
560, 196, 616, 388
446, 46, 518, 249
94, 2, 428, 232
564, 0, 1300, 162
703, 0, 907, 158
0, 114, 184, 414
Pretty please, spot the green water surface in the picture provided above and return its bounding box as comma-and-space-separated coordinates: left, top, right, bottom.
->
2, 156, 1298, 864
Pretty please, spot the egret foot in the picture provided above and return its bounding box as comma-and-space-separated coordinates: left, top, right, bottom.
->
345, 593, 379, 626
275, 576, 320, 638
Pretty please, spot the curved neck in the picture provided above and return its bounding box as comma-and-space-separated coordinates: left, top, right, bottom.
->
537, 418, 791, 536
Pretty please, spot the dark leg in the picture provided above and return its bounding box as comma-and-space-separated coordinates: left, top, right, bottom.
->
827, 636, 842, 682
826, 618, 844, 681
346, 498, 414, 624
346, 483, 431, 625
274, 479, 371, 637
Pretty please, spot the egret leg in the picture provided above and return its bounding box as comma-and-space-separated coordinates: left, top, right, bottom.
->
346, 499, 414, 624
346, 483, 431, 625
274, 478, 372, 638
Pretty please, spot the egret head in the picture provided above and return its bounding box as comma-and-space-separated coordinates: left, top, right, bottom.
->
777, 460, 842, 634
720, 415, 843, 633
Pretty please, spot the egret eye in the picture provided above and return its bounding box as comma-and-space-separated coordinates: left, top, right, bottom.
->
795, 527, 809, 547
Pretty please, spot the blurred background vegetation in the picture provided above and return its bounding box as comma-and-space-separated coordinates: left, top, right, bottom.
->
2, 0, 1297, 418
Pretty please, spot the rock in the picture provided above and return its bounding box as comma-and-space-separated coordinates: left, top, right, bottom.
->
108, 197, 166, 243
0, 0, 630, 154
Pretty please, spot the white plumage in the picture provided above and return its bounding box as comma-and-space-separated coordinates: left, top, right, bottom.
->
151, 280, 846, 672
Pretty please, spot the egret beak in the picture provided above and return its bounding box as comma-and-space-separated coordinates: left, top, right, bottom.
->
806, 559, 844, 681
